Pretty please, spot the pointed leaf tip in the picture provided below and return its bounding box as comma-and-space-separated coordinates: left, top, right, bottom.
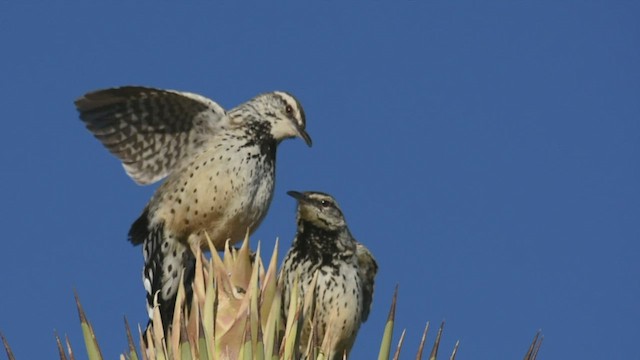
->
524, 330, 543, 360
54, 331, 68, 360
415, 322, 429, 360
450, 340, 460, 360
65, 334, 75, 360
73, 290, 88, 324
124, 317, 139, 360
388, 285, 399, 322
392, 329, 406, 360
1, 332, 17, 360
378, 286, 398, 360
428, 321, 445, 360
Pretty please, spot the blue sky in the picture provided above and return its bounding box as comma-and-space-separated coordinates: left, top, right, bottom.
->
1, 2, 638, 359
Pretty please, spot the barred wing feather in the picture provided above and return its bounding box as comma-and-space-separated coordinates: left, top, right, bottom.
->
75, 86, 226, 185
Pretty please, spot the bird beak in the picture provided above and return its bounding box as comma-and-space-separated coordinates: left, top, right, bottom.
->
287, 190, 307, 202
297, 128, 312, 147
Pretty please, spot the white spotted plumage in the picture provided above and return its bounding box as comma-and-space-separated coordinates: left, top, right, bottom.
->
76, 86, 312, 330
280, 191, 377, 360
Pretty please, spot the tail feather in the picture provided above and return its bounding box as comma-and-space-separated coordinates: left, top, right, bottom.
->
138, 219, 195, 332
128, 209, 150, 246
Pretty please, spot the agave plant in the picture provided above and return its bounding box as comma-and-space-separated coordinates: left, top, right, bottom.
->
1, 235, 542, 359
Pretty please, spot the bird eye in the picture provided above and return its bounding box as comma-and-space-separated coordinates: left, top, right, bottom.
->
285, 105, 293, 114
320, 200, 331, 207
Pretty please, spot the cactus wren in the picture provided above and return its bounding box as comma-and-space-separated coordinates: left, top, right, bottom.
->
280, 191, 377, 360
75, 86, 311, 329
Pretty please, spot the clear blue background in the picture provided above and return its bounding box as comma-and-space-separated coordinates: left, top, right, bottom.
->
0, 3, 638, 359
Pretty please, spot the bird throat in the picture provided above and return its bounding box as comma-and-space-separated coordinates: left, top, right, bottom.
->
294, 221, 347, 265
239, 120, 277, 160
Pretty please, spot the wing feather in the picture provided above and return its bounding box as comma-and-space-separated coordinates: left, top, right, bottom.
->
355, 242, 378, 322
75, 86, 226, 185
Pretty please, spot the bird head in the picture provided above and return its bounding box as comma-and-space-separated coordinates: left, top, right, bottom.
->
249, 91, 312, 147
287, 191, 346, 231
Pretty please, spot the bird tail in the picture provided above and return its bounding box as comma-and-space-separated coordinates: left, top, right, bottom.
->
129, 209, 150, 245
130, 213, 195, 332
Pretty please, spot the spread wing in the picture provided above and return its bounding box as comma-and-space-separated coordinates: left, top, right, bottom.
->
75, 86, 226, 185
356, 242, 378, 322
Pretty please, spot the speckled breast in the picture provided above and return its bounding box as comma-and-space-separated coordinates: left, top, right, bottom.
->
152, 140, 276, 250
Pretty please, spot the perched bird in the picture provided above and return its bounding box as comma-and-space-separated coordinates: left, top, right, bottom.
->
75, 86, 311, 329
281, 191, 377, 360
